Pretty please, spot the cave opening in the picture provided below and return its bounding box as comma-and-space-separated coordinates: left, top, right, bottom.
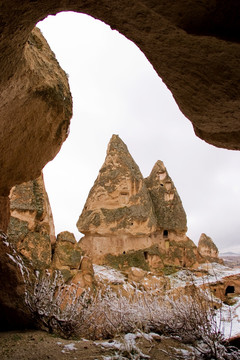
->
36, 11, 240, 255
225, 285, 235, 296
163, 230, 168, 238
144, 251, 148, 260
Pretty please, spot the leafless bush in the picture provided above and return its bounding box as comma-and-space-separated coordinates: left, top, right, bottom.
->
25, 271, 240, 359
25, 270, 89, 337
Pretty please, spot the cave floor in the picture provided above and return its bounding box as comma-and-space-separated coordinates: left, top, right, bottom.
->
0, 329, 193, 359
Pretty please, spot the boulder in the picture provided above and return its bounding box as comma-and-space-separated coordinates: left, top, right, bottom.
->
127, 267, 147, 282
52, 231, 82, 272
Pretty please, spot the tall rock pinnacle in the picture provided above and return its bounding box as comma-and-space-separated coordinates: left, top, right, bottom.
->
145, 160, 187, 233
77, 135, 156, 236
77, 135, 220, 268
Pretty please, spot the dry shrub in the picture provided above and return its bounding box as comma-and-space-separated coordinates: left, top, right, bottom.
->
25, 271, 240, 359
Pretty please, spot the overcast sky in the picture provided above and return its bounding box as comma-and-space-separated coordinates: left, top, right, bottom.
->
38, 12, 240, 253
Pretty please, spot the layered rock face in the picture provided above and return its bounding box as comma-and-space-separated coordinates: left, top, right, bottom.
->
78, 135, 201, 270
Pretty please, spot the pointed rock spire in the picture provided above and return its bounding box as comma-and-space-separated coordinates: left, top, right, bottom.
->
145, 160, 187, 233
77, 135, 156, 236
198, 233, 219, 260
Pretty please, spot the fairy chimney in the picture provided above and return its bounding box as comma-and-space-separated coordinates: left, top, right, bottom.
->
77, 134, 156, 237
145, 160, 187, 234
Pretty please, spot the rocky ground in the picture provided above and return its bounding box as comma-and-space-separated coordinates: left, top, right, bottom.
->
0, 329, 193, 360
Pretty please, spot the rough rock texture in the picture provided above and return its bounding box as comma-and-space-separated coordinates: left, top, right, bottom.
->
1, 174, 95, 330
0, 2, 240, 186
198, 233, 222, 263
77, 134, 156, 236
7, 173, 55, 270
0, 240, 34, 330
105, 240, 201, 273
57, 256, 95, 310
0, 171, 58, 329
78, 135, 202, 270
1, 0, 240, 330
0, 196, 10, 233
209, 274, 240, 302
0, 26, 72, 197
71, 256, 95, 290
52, 231, 82, 281
145, 160, 187, 233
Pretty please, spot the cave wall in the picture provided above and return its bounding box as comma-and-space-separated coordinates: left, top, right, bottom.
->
1, 1, 240, 196
0, 0, 240, 329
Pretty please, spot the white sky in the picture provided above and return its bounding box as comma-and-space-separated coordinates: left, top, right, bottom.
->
38, 12, 240, 253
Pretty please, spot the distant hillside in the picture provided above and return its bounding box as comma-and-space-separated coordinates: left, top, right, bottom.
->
219, 252, 240, 268
220, 252, 240, 257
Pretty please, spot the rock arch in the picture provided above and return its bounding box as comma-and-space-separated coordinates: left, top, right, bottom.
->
0, 0, 240, 329
1, 1, 240, 198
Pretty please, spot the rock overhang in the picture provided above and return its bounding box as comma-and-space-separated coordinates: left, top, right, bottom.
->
0, 1, 240, 199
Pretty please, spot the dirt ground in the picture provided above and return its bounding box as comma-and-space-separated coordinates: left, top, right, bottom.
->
0, 329, 193, 360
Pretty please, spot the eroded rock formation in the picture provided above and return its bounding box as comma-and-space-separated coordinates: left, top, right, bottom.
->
52, 231, 82, 281
198, 233, 222, 263
77, 134, 156, 237
1, 175, 94, 329
0, 1, 240, 200
78, 135, 211, 271
0, 173, 57, 329
0, 0, 239, 330
145, 160, 187, 233
8, 173, 55, 270
0, 27, 72, 197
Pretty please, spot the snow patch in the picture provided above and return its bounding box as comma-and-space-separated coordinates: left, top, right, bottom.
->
93, 264, 126, 284
168, 263, 240, 289
216, 296, 240, 338
63, 343, 77, 351
95, 332, 153, 359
